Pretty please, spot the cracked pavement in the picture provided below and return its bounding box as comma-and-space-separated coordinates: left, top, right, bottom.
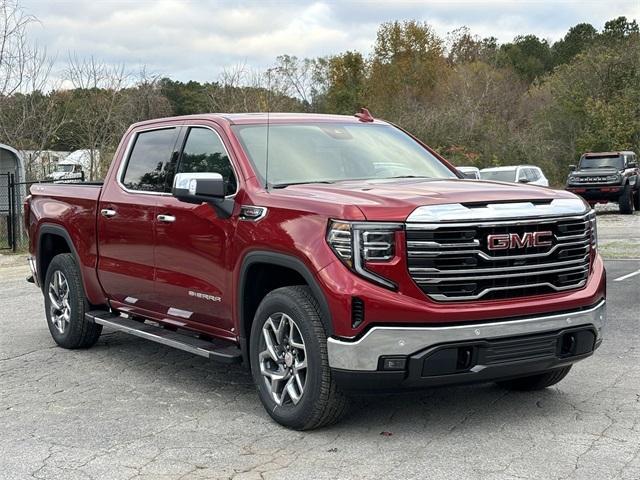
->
0, 254, 638, 480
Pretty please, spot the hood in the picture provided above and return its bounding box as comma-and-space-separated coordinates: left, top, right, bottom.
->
272, 178, 578, 221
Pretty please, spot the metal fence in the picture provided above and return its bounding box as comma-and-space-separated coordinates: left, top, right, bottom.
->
0, 172, 84, 252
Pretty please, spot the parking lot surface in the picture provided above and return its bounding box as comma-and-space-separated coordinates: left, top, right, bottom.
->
0, 210, 639, 480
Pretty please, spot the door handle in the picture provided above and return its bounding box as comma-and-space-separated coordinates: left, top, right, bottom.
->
157, 214, 176, 223
101, 209, 117, 218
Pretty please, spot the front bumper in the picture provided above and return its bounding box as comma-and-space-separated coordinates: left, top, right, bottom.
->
567, 186, 622, 201
328, 300, 605, 389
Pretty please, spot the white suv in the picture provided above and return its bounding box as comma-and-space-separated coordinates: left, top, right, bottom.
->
480, 165, 549, 187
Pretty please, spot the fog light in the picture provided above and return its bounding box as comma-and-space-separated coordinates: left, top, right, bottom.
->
381, 357, 407, 371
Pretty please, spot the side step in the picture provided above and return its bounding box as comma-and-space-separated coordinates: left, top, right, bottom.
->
86, 311, 242, 364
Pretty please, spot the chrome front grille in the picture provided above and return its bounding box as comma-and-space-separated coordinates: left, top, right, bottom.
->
406, 213, 594, 302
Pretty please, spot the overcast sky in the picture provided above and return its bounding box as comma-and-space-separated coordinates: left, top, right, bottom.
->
21, 0, 640, 83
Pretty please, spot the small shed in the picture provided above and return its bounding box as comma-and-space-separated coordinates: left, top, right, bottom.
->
0, 143, 25, 183
1, 144, 26, 248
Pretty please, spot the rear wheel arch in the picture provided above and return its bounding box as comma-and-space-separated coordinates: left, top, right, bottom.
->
37, 224, 80, 290
237, 252, 334, 365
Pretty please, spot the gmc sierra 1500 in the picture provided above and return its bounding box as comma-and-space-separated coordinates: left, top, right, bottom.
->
26, 112, 606, 430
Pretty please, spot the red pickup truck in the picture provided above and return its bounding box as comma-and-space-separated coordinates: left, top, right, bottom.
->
26, 112, 606, 430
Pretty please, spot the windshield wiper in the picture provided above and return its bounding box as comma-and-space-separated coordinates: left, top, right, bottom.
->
271, 180, 335, 189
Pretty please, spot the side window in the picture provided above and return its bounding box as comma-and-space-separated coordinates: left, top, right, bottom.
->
528, 168, 539, 181
177, 127, 237, 196
517, 168, 527, 181
122, 128, 178, 192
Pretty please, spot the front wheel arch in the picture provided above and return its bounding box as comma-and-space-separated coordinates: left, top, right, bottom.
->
237, 252, 334, 365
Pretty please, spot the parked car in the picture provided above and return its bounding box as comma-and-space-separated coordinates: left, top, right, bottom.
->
566, 151, 640, 214
480, 165, 549, 186
25, 112, 605, 430
47, 149, 94, 182
457, 166, 480, 179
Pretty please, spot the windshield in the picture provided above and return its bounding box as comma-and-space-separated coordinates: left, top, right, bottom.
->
231, 123, 456, 186
480, 169, 516, 182
55, 164, 75, 173
579, 156, 623, 170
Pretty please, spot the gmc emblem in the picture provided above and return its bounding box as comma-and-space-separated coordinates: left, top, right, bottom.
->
487, 231, 553, 250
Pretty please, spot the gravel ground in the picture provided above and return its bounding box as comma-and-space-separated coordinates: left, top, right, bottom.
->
0, 209, 639, 480
594, 205, 640, 258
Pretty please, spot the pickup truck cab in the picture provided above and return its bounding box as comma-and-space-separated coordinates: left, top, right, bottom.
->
26, 112, 606, 430
566, 151, 640, 214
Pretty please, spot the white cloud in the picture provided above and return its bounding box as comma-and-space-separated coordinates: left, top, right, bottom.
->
20, 0, 640, 83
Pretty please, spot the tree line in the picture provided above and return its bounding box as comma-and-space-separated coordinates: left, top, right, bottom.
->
1, 0, 638, 183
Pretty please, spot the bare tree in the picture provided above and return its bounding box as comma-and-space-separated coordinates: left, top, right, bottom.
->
271, 55, 322, 110
64, 54, 130, 179
206, 63, 302, 113
0, 0, 62, 176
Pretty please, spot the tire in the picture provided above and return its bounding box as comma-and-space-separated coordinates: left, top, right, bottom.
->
634, 185, 640, 211
43, 253, 102, 349
619, 184, 634, 214
496, 365, 572, 391
249, 286, 349, 430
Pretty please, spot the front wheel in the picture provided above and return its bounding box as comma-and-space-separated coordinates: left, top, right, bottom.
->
44, 253, 102, 349
496, 365, 572, 391
249, 286, 349, 430
634, 185, 640, 210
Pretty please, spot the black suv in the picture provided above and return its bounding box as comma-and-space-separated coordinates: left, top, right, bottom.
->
566, 151, 640, 214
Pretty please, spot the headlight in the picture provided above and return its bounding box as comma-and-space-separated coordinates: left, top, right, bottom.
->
605, 174, 619, 182
327, 220, 402, 289
568, 176, 577, 183
589, 210, 597, 251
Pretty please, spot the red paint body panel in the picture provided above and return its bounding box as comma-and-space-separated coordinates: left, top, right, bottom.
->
28, 183, 106, 305
27, 113, 607, 345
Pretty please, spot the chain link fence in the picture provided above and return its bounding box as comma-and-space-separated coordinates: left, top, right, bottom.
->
0, 173, 84, 252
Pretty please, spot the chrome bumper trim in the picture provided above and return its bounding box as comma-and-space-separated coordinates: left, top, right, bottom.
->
327, 300, 606, 371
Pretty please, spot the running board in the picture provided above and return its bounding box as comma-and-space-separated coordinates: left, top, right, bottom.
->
86, 311, 242, 364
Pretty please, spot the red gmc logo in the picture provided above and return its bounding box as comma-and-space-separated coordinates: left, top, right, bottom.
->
487, 231, 553, 250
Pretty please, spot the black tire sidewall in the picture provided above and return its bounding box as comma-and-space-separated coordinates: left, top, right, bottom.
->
619, 184, 634, 214
249, 289, 326, 429
44, 254, 89, 348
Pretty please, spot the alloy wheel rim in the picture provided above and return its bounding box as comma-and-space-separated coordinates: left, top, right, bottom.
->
48, 270, 71, 334
259, 312, 307, 406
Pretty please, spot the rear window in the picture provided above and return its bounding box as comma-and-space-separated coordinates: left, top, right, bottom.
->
579, 155, 623, 170
122, 128, 178, 192
481, 169, 516, 182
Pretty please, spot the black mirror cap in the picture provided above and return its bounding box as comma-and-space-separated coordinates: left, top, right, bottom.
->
569, 165, 576, 172
629, 162, 638, 169
172, 173, 225, 203
518, 178, 530, 184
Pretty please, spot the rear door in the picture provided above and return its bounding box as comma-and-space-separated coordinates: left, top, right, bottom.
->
97, 126, 180, 314
154, 124, 239, 337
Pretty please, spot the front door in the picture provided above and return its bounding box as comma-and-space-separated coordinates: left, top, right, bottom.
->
97, 126, 180, 315
154, 125, 239, 338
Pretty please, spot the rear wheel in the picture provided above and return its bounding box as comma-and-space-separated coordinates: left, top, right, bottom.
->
250, 286, 349, 430
44, 253, 102, 349
619, 184, 634, 214
496, 365, 572, 391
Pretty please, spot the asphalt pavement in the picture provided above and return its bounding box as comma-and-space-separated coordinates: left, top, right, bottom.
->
0, 225, 639, 479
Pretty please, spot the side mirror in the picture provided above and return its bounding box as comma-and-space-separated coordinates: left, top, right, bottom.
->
518, 178, 530, 184
172, 172, 234, 218
173, 172, 225, 202
569, 165, 576, 172
629, 162, 637, 168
